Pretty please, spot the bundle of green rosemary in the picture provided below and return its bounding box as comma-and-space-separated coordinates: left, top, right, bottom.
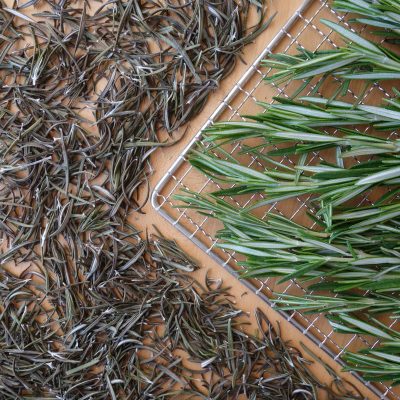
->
177, 0, 400, 387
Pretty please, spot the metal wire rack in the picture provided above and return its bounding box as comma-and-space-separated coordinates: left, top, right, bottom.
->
152, 0, 400, 398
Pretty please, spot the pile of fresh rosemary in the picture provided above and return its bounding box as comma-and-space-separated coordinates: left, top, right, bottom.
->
178, 0, 400, 388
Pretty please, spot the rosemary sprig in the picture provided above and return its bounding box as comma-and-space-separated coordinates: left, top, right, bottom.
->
204, 96, 400, 145
175, 191, 400, 293
262, 20, 400, 84
253, 96, 400, 131
189, 144, 400, 213
176, 189, 400, 384
274, 292, 400, 317
330, 201, 400, 236
333, 0, 400, 39
328, 314, 400, 385
192, 95, 400, 214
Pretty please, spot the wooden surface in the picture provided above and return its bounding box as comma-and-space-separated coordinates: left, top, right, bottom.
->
137, 1, 379, 399
1, 0, 383, 397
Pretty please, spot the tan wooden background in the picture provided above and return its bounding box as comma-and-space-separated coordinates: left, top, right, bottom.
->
3, 0, 386, 398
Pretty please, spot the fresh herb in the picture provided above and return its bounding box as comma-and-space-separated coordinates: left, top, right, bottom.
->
175, 190, 400, 293
262, 19, 400, 84
274, 292, 400, 317
175, 0, 400, 387
328, 314, 400, 385
187, 101, 400, 215
333, 0, 400, 40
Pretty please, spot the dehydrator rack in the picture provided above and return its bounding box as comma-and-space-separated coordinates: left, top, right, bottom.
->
152, 1, 400, 398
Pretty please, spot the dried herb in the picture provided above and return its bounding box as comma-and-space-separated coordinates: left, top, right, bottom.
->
0, 0, 272, 267
0, 235, 362, 399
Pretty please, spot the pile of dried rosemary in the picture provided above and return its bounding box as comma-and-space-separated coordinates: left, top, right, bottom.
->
0, 234, 361, 399
0, 0, 272, 265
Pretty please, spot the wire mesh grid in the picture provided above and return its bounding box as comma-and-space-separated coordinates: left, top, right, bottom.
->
152, 0, 400, 398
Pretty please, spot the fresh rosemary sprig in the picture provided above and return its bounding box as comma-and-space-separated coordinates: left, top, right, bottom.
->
274, 292, 400, 317
262, 20, 400, 84
176, 188, 400, 384
192, 95, 400, 214
175, 191, 400, 293
204, 96, 400, 145
333, 0, 400, 39
328, 314, 400, 385
253, 96, 400, 131
189, 145, 400, 213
